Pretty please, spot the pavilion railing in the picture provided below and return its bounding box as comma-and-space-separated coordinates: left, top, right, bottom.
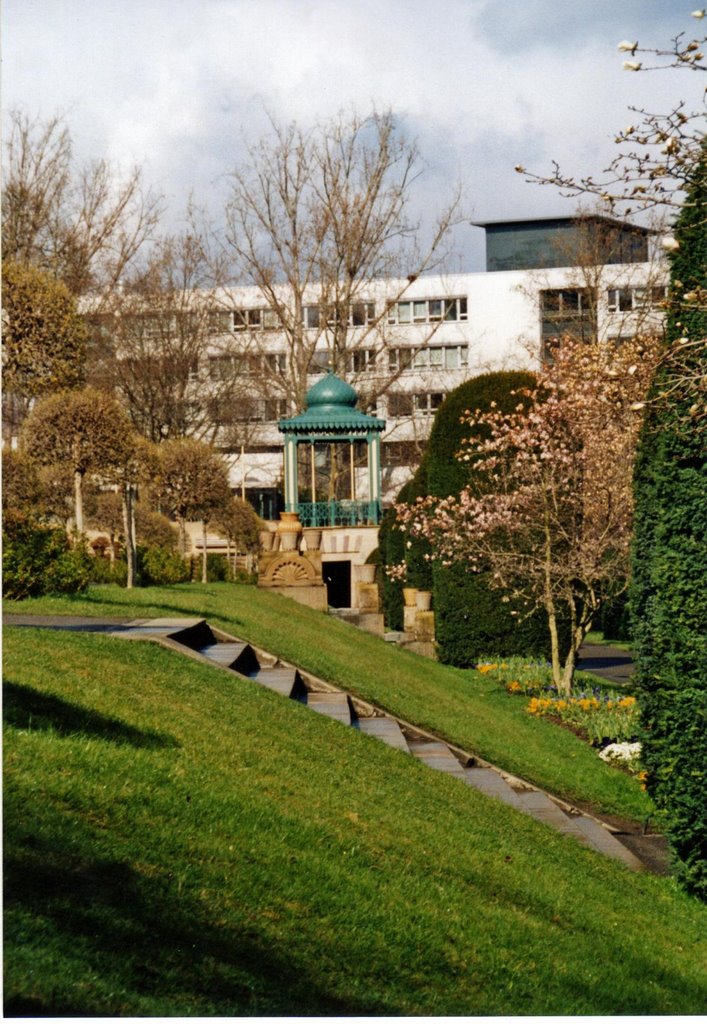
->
296, 500, 381, 528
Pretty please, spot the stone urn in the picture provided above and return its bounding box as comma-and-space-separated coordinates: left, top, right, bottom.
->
415, 590, 432, 611
277, 512, 302, 552
302, 527, 323, 551
403, 587, 419, 607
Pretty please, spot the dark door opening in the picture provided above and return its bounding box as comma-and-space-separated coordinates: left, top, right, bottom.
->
323, 560, 351, 608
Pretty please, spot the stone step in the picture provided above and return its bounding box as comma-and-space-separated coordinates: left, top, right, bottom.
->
251, 667, 301, 698
515, 791, 590, 842
464, 767, 523, 808
572, 815, 646, 870
408, 741, 465, 778
358, 717, 410, 752
306, 691, 353, 724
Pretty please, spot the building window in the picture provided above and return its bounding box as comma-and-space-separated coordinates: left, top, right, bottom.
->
387, 391, 444, 418
389, 344, 467, 372
387, 296, 468, 325
607, 285, 667, 312
234, 307, 281, 331
540, 288, 595, 344
348, 349, 376, 373
387, 392, 414, 417
413, 392, 444, 416
303, 302, 375, 329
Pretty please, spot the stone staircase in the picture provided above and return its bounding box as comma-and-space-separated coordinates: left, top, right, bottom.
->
10, 614, 646, 872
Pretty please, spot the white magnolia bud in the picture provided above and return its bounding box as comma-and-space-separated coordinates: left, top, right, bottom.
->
622, 61, 642, 71
691, 9, 705, 19
617, 40, 638, 53
661, 236, 680, 252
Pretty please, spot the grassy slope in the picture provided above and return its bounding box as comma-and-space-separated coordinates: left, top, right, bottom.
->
4, 627, 706, 1016
5, 583, 652, 821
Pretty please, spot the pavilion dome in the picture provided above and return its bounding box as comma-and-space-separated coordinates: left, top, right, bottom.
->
305, 371, 358, 411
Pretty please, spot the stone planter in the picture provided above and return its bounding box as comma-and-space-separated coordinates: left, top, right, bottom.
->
355, 564, 377, 583
403, 587, 419, 607
277, 512, 302, 553
415, 590, 432, 611
302, 528, 323, 551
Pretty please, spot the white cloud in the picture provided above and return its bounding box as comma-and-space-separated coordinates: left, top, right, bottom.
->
3, 0, 702, 267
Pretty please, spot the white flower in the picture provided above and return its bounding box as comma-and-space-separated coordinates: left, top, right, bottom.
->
514, 164, 526, 173
617, 40, 638, 53
692, 9, 705, 19
599, 741, 642, 765
661, 236, 680, 252
622, 60, 642, 71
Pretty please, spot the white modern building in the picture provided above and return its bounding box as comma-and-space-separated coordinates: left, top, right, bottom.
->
215, 216, 667, 511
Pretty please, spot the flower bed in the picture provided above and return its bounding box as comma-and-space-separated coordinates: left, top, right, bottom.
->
475, 657, 641, 753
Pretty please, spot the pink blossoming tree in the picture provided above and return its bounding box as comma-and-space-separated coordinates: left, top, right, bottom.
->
394, 336, 660, 693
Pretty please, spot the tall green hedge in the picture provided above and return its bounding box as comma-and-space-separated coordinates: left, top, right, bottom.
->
425, 372, 568, 666
630, 146, 707, 899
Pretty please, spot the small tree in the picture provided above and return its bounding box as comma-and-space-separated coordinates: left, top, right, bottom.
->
154, 438, 233, 582
21, 387, 135, 536
2, 260, 87, 441
396, 336, 659, 692
212, 496, 262, 574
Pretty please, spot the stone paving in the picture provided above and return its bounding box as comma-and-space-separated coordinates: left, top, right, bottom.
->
4, 613, 647, 872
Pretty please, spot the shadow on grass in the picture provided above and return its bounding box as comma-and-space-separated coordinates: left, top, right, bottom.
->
4, 814, 381, 1017
3, 681, 180, 751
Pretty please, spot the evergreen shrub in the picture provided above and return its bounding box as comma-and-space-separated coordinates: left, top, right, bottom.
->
138, 545, 191, 586
630, 144, 707, 898
2, 517, 91, 599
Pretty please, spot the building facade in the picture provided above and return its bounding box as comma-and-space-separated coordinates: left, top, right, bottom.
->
211, 218, 666, 508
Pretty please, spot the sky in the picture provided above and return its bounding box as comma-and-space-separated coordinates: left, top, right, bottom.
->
3, 0, 703, 271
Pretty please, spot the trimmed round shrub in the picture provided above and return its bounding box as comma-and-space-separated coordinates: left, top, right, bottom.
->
138, 545, 191, 586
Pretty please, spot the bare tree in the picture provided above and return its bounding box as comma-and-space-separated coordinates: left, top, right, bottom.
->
88, 227, 263, 447
2, 109, 162, 300
223, 109, 465, 414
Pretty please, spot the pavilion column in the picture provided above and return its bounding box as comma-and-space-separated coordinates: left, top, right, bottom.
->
368, 433, 381, 520
284, 436, 299, 512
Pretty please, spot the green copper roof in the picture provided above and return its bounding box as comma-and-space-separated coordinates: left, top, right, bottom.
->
279, 371, 385, 435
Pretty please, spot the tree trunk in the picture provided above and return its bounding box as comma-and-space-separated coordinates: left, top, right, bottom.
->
74, 469, 84, 536
543, 510, 562, 688
558, 599, 581, 695
177, 516, 187, 557
201, 520, 208, 584
122, 486, 135, 590
547, 606, 562, 689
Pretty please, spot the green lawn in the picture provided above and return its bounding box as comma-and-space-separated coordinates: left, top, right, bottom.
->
4, 626, 706, 1015
5, 583, 653, 821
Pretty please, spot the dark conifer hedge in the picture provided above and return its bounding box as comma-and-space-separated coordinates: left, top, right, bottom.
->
630, 146, 707, 899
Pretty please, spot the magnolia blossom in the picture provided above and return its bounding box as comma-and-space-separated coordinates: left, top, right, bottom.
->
617, 40, 638, 53
692, 9, 705, 19
661, 236, 680, 251
394, 335, 660, 693
622, 60, 643, 71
